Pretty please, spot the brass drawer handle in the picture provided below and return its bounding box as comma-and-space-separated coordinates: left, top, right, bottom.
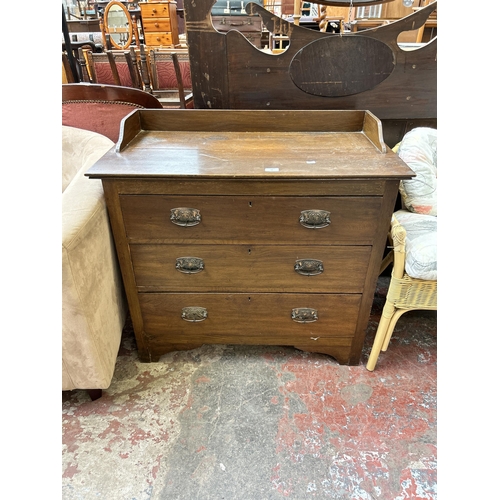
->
299, 210, 331, 229
181, 307, 208, 322
176, 257, 205, 274
294, 259, 324, 276
291, 308, 318, 323
170, 207, 201, 227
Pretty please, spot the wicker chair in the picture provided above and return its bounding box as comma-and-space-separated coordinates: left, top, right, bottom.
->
366, 215, 437, 371
366, 127, 437, 371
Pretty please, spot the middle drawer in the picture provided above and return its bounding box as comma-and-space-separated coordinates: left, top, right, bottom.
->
130, 244, 371, 292
142, 18, 173, 32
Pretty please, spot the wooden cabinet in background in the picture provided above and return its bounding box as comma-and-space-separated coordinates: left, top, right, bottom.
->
140, 1, 179, 47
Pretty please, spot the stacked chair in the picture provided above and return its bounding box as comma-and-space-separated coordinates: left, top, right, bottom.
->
85, 47, 143, 89
71, 44, 193, 109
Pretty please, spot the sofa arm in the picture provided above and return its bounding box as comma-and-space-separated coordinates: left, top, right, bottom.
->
62, 125, 114, 193
62, 167, 127, 391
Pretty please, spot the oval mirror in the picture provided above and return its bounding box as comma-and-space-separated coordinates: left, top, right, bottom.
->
103, 1, 133, 50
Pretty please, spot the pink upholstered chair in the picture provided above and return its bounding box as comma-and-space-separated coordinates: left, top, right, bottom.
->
150, 49, 192, 90
85, 48, 143, 89
148, 49, 194, 108
62, 83, 163, 143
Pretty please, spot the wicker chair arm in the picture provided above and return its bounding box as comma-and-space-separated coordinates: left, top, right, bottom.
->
390, 216, 407, 279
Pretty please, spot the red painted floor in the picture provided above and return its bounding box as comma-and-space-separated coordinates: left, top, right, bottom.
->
62, 277, 437, 499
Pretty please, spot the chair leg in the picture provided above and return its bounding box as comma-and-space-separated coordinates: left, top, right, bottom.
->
77, 48, 91, 82
62, 53, 76, 83
107, 51, 121, 86
381, 309, 408, 352
126, 48, 141, 89
139, 44, 152, 93
366, 302, 395, 371
171, 53, 186, 109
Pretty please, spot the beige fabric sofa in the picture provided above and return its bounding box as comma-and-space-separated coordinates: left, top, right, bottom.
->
62, 126, 127, 393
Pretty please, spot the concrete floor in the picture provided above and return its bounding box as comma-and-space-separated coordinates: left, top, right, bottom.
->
62, 277, 437, 499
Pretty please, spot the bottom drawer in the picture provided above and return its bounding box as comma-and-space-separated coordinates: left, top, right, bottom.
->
139, 293, 361, 344
144, 33, 174, 46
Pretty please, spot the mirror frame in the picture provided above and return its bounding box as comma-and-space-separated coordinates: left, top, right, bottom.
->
103, 1, 133, 50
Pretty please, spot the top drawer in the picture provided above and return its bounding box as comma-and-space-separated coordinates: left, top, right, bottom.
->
120, 195, 383, 244
140, 3, 173, 17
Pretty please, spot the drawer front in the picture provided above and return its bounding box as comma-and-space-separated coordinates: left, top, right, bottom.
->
131, 244, 371, 292
144, 33, 174, 46
141, 4, 172, 17
139, 293, 361, 341
120, 195, 383, 244
142, 18, 173, 32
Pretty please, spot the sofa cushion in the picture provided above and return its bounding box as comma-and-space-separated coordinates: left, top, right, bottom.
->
394, 210, 437, 281
398, 127, 437, 216
62, 126, 114, 193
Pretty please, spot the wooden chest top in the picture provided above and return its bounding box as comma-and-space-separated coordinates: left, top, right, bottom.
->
86, 109, 414, 180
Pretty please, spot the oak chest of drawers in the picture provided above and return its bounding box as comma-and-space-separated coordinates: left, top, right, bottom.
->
140, 1, 179, 47
86, 109, 414, 365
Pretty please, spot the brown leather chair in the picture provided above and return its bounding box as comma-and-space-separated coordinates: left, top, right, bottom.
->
62, 83, 163, 142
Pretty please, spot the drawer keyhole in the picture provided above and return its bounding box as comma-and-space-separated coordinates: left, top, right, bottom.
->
248, 201, 252, 207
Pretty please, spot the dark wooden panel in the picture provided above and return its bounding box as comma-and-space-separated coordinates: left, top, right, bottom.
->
183, 0, 437, 119
381, 118, 438, 148
290, 36, 395, 97
184, 31, 229, 109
